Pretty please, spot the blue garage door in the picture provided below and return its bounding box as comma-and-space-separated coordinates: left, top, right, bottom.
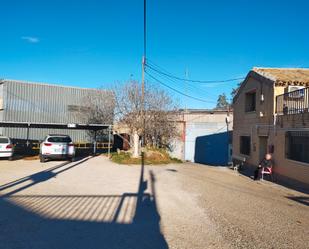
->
185, 122, 228, 164
194, 132, 229, 165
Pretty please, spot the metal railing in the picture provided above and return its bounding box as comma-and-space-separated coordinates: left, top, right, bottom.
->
276, 87, 309, 115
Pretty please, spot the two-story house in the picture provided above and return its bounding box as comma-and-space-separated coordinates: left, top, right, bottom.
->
233, 67, 309, 189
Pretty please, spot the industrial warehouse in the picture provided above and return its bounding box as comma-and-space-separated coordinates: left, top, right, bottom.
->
0, 79, 114, 144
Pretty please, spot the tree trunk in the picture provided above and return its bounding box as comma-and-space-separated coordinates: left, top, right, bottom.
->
132, 131, 140, 158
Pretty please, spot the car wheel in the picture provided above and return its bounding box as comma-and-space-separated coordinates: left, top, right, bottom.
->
40, 155, 46, 163
70, 157, 75, 162
8, 156, 13, 161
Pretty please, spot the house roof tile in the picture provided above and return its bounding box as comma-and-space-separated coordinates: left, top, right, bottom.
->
253, 67, 309, 86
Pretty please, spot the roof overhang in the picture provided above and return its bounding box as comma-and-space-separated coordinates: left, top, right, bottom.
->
0, 121, 111, 131
232, 70, 274, 104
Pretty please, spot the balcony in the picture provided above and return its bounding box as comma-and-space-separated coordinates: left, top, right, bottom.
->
276, 87, 309, 115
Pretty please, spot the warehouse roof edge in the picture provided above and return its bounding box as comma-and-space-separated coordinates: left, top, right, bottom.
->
0, 121, 111, 131
0, 78, 109, 91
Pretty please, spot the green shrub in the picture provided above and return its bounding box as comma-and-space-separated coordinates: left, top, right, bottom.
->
110, 149, 183, 165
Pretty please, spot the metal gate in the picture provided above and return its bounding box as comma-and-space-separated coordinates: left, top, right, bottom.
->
185, 122, 229, 165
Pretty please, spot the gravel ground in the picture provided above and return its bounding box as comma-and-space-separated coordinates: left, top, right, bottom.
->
0, 156, 308, 249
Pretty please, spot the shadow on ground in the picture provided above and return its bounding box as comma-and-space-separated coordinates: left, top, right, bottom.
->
286, 196, 309, 207
0, 154, 168, 249
236, 166, 309, 195
0, 156, 91, 196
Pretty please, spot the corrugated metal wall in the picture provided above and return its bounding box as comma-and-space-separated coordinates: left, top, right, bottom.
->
0, 80, 112, 142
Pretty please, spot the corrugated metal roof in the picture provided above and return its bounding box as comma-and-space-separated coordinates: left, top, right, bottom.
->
0, 79, 107, 91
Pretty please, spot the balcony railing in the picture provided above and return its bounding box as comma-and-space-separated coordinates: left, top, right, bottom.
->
276, 87, 309, 115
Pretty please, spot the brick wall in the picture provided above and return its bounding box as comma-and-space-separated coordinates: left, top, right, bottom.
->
233, 74, 309, 187
233, 76, 274, 166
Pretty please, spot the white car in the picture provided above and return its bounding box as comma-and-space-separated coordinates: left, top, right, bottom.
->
0, 136, 14, 160
39, 135, 75, 163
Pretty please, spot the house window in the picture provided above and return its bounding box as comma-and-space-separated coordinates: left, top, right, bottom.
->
245, 91, 256, 112
286, 131, 309, 164
240, 136, 251, 155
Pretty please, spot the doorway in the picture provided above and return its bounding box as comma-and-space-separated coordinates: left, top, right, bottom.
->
259, 136, 268, 162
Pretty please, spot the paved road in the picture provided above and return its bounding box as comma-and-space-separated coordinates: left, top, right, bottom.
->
0, 156, 308, 249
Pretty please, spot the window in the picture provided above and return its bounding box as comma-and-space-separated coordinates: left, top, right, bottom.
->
0, 138, 9, 143
48, 136, 72, 143
245, 91, 256, 112
286, 131, 309, 164
240, 136, 251, 155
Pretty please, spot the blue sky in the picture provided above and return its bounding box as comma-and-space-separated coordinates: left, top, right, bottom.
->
1, 0, 309, 109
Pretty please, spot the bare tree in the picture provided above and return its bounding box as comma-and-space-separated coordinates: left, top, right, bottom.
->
113, 81, 179, 149
114, 81, 144, 135
144, 86, 179, 147
75, 89, 115, 141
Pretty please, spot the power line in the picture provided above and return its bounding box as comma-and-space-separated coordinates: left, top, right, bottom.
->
145, 71, 216, 104
147, 63, 245, 83
146, 68, 218, 102
146, 62, 245, 84
146, 64, 219, 97
146, 60, 234, 99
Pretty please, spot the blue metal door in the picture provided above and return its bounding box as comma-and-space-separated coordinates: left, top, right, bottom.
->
185, 122, 228, 164
194, 132, 229, 165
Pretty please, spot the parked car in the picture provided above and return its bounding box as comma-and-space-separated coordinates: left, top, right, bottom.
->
39, 135, 75, 163
0, 136, 14, 160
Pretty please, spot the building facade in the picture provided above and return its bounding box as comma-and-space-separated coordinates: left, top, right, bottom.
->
0, 79, 113, 142
170, 109, 233, 165
233, 68, 309, 188
114, 109, 233, 165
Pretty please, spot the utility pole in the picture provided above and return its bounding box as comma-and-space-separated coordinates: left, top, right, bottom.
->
184, 68, 189, 112
226, 105, 231, 164
183, 68, 189, 161
141, 57, 145, 147
141, 0, 146, 148
226, 105, 230, 132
